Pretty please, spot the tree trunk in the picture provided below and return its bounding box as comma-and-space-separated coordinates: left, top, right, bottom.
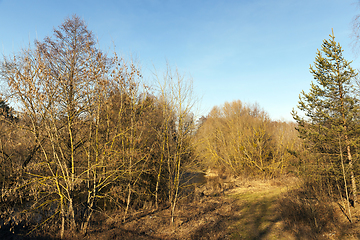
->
68, 198, 76, 231
339, 136, 352, 222
346, 144, 357, 207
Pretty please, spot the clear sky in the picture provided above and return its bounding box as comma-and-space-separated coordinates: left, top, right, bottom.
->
1, 0, 359, 121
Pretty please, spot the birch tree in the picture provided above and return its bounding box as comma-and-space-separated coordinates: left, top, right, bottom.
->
0, 15, 148, 237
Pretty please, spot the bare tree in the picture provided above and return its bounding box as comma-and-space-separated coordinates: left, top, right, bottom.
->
0, 15, 151, 237
153, 64, 197, 224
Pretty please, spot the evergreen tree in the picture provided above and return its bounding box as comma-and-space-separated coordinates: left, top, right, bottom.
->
292, 31, 359, 206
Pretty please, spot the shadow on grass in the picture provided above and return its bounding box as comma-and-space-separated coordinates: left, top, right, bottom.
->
178, 189, 283, 240
278, 193, 334, 239
226, 193, 281, 240
186, 200, 240, 239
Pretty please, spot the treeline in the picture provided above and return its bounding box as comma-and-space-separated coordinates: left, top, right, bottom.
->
196, 100, 301, 178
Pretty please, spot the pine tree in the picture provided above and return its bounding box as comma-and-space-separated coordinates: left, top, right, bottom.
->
292, 30, 359, 206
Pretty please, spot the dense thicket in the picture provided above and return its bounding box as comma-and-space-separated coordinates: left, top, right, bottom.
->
0, 16, 197, 238
196, 100, 301, 178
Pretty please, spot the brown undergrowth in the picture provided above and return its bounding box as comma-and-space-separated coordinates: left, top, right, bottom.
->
80, 176, 309, 240
3, 176, 360, 240
278, 182, 360, 239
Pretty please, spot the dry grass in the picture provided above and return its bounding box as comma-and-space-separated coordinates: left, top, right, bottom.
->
4, 176, 360, 240
82, 176, 301, 240
278, 185, 360, 239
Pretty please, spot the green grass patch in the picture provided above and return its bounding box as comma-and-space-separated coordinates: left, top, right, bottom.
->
227, 186, 288, 239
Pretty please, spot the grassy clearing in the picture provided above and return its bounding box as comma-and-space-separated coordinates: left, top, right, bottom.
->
224, 177, 360, 240
225, 179, 296, 240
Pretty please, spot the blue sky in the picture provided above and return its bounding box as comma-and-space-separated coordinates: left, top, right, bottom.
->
1, 0, 359, 121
